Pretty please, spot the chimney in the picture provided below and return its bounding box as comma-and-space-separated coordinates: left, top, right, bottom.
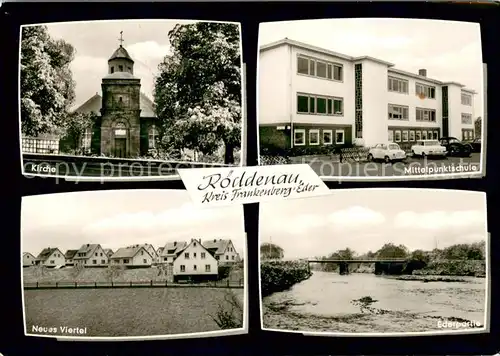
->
214, 239, 216, 243
418, 69, 427, 77
174, 242, 177, 246
87, 244, 89, 247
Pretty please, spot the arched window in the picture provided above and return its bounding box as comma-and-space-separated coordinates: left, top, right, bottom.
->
82, 128, 92, 153
148, 125, 159, 149
114, 122, 127, 136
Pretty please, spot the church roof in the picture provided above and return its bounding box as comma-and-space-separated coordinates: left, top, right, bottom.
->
109, 45, 134, 63
102, 72, 138, 80
74, 92, 156, 118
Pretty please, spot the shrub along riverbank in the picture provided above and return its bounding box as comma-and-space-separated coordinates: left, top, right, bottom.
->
261, 260, 312, 297
413, 259, 486, 277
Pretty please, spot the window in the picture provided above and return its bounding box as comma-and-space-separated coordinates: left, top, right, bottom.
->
309, 129, 320, 145
461, 113, 472, 124
148, 125, 159, 149
433, 131, 439, 140
49, 260, 54, 264
323, 130, 333, 145
100, 253, 103, 256
119, 65, 124, 71
297, 55, 343, 81
114, 122, 127, 136
422, 131, 427, 140
215, 256, 220, 260
205, 265, 211, 272
428, 131, 433, 139
388, 104, 409, 120
123, 259, 129, 264
180, 265, 185, 272
294, 129, 305, 146
388, 77, 409, 94
143, 259, 147, 264
226, 255, 229, 260
409, 131, 415, 141
101, 260, 105, 264
184, 253, 189, 259
416, 108, 436, 122
193, 265, 197, 271
461, 93, 472, 106
402, 131, 409, 142
388, 130, 394, 142
201, 252, 206, 259
193, 253, 197, 258
335, 130, 345, 144
394, 130, 402, 142
232, 256, 235, 260
297, 94, 343, 115
193, 242, 196, 247
93, 260, 97, 264
416, 131, 422, 140
82, 128, 92, 153
416, 83, 436, 99
111, 66, 114, 73
127, 67, 132, 72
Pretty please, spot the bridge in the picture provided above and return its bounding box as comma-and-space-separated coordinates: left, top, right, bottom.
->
307, 258, 410, 275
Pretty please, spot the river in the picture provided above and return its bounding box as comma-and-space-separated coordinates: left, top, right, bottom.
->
262, 271, 486, 334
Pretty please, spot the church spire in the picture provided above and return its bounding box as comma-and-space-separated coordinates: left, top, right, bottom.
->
118, 31, 124, 47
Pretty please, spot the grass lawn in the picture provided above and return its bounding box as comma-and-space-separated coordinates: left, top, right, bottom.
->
24, 287, 244, 337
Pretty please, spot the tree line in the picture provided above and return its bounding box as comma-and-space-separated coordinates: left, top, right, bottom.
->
21, 23, 241, 163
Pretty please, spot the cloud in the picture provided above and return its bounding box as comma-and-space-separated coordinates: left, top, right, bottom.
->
393, 210, 485, 230
328, 206, 386, 228
127, 41, 170, 68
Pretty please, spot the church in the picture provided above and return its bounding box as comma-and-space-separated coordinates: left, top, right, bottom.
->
73, 38, 159, 158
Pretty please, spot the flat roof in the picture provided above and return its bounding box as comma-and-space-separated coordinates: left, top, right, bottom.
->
260, 38, 476, 94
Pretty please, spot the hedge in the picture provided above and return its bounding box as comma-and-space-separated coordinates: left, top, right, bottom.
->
261, 260, 312, 297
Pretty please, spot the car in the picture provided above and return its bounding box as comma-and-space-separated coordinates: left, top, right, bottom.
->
367, 143, 407, 163
411, 139, 447, 158
438, 137, 472, 157
465, 137, 481, 153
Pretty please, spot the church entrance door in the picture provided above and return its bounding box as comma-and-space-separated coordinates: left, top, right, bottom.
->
114, 138, 127, 158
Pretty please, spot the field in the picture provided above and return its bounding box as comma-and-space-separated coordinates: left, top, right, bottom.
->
24, 287, 244, 337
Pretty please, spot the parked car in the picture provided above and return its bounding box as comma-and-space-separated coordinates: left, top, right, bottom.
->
411, 139, 447, 158
367, 143, 407, 163
438, 137, 472, 157
465, 137, 481, 153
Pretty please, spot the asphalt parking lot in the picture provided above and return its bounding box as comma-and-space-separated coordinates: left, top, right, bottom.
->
308, 153, 481, 178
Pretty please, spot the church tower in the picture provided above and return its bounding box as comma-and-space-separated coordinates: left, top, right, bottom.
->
100, 32, 142, 158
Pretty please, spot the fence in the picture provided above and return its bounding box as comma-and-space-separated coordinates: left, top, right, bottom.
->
22, 137, 59, 154
24, 279, 244, 290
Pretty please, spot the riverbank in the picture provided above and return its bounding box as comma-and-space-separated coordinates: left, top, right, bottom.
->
261, 260, 312, 297
394, 275, 484, 283
413, 260, 486, 277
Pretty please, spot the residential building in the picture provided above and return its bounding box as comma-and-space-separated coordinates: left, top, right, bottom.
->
259, 38, 478, 150
160, 241, 187, 264
34, 248, 65, 267
104, 249, 114, 258
172, 239, 218, 282
23, 252, 36, 267
64, 249, 78, 266
203, 239, 241, 263
157, 247, 164, 256
125, 243, 158, 264
110, 245, 153, 267
73, 244, 109, 267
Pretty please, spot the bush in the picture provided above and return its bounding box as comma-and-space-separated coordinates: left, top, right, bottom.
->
261, 260, 312, 297
218, 265, 232, 280
413, 260, 486, 277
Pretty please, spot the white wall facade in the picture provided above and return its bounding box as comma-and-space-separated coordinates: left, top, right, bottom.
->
131, 248, 153, 266
42, 249, 65, 267
173, 240, 218, 276
87, 245, 109, 266
23, 253, 35, 266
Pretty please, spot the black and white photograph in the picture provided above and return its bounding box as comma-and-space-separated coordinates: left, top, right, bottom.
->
258, 19, 485, 180
259, 189, 488, 336
19, 20, 243, 179
21, 190, 246, 340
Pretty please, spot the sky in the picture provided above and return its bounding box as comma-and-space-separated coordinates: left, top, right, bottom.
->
260, 189, 487, 259
22, 190, 246, 257
259, 18, 484, 117
40, 20, 197, 109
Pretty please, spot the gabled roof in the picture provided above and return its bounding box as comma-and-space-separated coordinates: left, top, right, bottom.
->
111, 245, 152, 259
104, 248, 114, 256
160, 241, 188, 257
23, 252, 35, 258
173, 239, 215, 263
73, 244, 101, 260
36, 248, 62, 261
64, 249, 78, 259
202, 239, 231, 255
73, 92, 156, 118
109, 45, 134, 63
126, 244, 157, 257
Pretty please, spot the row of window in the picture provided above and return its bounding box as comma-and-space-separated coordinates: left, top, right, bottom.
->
294, 129, 345, 146
388, 77, 437, 99
81, 125, 160, 150
297, 55, 343, 81
22, 138, 59, 154
462, 129, 474, 141
184, 252, 206, 259
388, 105, 437, 122
461, 93, 472, 106
180, 265, 212, 272
297, 94, 343, 116
389, 129, 440, 143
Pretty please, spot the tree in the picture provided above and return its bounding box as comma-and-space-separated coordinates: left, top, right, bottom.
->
474, 117, 482, 138
376, 243, 409, 259
330, 248, 356, 260
410, 249, 430, 264
20, 25, 76, 137
60, 112, 96, 153
260, 243, 284, 260
154, 22, 241, 164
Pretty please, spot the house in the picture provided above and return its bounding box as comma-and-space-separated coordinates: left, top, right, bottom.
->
104, 249, 114, 258
110, 245, 153, 267
23, 252, 36, 267
157, 247, 164, 256
73, 244, 109, 267
64, 249, 78, 266
160, 241, 187, 264
172, 239, 218, 282
259, 38, 478, 150
34, 248, 65, 268
203, 239, 241, 264
125, 244, 158, 264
